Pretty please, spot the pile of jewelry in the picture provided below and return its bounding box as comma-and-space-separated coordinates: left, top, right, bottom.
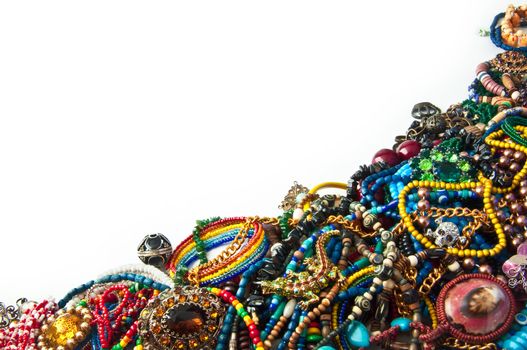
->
6, 5, 527, 350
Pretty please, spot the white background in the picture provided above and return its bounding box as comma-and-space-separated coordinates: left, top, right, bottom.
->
0, 1, 513, 305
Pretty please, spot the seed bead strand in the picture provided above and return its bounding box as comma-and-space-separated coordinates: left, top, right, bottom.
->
207, 288, 265, 350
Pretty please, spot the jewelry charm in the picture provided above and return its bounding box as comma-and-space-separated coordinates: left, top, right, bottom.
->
424, 273, 516, 344
138, 286, 226, 350
425, 218, 466, 248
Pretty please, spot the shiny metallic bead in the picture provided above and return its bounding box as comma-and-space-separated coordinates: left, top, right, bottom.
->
137, 233, 172, 268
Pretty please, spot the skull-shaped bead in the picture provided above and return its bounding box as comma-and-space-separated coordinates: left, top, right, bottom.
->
426, 220, 466, 248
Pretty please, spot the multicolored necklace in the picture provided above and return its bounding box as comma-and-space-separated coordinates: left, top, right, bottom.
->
7, 4, 527, 350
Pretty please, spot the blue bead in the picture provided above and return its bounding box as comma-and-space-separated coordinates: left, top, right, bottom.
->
318, 346, 337, 350
390, 317, 411, 332
504, 339, 526, 350
346, 321, 370, 348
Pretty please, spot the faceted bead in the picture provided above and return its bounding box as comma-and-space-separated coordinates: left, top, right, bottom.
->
346, 321, 370, 348
372, 149, 401, 167
165, 305, 206, 334
437, 162, 461, 182
459, 160, 471, 172
396, 140, 421, 160
430, 149, 443, 161
418, 159, 433, 171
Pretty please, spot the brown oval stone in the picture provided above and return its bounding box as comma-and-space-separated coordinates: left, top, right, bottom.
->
165, 304, 206, 334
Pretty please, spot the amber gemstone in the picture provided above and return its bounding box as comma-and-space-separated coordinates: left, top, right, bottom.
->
166, 297, 175, 307
165, 305, 206, 334
155, 307, 165, 317
151, 322, 161, 334
159, 335, 171, 346
43, 314, 81, 346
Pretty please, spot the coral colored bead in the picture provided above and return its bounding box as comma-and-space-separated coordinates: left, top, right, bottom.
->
396, 140, 421, 160
372, 148, 401, 166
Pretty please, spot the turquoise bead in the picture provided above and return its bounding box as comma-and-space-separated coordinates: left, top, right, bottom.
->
504, 339, 526, 350
346, 320, 370, 348
318, 347, 337, 350
390, 317, 412, 332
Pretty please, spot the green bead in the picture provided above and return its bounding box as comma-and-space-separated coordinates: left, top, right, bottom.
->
306, 334, 323, 342
421, 173, 434, 181
78, 300, 88, 307
418, 158, 433, 171
459, 159, 471, 172
430, 149, 443, 161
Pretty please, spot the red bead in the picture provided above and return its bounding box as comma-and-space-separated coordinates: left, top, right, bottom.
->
396, 140, 421, 160
372, 148, 401, 166
248, 323, 257, 331
252, 336, 261, 345
228, 295, 236, 303
249, 329, 258, 338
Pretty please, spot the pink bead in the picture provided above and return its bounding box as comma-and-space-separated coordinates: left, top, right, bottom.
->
396, 140, 421, 160
372, 148, 401, 166
518, 243, 527, 255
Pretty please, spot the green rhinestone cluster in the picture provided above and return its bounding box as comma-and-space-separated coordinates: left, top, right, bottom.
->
410, 138, 476, 183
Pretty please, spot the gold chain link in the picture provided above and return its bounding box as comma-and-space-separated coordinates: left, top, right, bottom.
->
419, 264, 446, 295
443, 337, 497, 350
324, 215, 377, 238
